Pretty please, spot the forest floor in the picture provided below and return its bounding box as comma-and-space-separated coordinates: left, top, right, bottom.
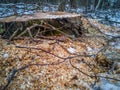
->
0, 17, 120, 90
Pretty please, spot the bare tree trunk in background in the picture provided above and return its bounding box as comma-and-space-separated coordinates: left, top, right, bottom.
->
57, 0, 67, 11
69, 0, 77, 9
91, 0, 95, 11
37, 0, 45, 11
85, 0, 89, 12
95, 0, 104, 10
13, 5, 17, 15
13, 1, 18, 15
115, 0, 120, 8
77, 0, 91, 12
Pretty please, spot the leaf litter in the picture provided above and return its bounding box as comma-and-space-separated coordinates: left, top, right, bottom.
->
0, 18, 120, 90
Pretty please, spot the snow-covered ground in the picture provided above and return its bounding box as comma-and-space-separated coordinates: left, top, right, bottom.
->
0, 3, 58, 18
87, 9, 120, 28
94, 77, 120, 90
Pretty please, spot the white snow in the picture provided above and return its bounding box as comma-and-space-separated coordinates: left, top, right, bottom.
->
114, 45, 120, 49
87, 47, 92, 52
67, 47, 76, 54
3, 53, 9, 58
100, 82, 120, 90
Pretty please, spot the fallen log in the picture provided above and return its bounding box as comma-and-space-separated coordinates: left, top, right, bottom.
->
0, 12, 85, 40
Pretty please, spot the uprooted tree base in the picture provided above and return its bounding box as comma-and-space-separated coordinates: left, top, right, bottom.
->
0, 12, 120, 90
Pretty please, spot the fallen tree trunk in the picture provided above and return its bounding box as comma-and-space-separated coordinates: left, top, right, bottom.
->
0, 12, 84, 40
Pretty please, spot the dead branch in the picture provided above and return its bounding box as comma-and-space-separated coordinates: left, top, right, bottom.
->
9, 28, 19, 41
16, 24, 43, 39
16, 45, 120, 82
43, 22, 76, 39
69, 58, 120, 82
16, 45, 93, 59
13, 22, 76, 42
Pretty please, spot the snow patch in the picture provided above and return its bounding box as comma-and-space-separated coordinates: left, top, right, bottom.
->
100, 82, 120, 90
3, 53, 9, 58
87, 47, 92, 52
67, 47, 76, 54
